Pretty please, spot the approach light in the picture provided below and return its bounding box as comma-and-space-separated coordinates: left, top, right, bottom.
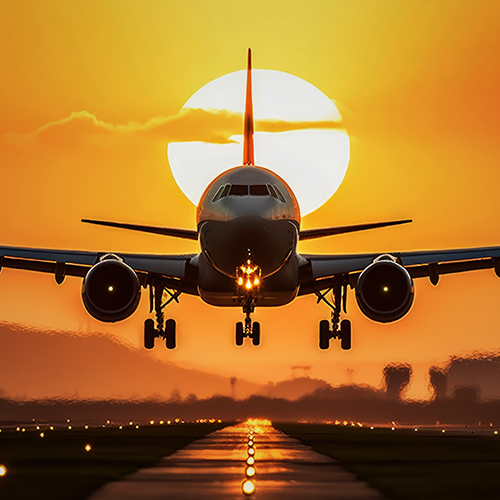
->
383, 286, 389, 292
414, 428, 418, 432
494, 431, 498, 435
108, 286, 114, 292
247, 447, 255, 456
50, 426, 54, 431
36, 426, 40, 430
246, 280, 252, 289
40, 432, 44, 438
119, 426, 123, 429
16, 427, 20, 432
0, 465, 7, 477
246, 456, 255, 466
85, 425, 89, 429
150, 420, 155, 425
391, 427, 395, 431
245, 466, 256, 477
67, 419, 71, 423
242, 479, 256, 496
160, 421, 164, 425
370, 426, 374, 430
136, 425, 139, 429
129, 421, 133, 425
442, 429, 446, 433
21, 428, 25, 432
85, 444, 91, 452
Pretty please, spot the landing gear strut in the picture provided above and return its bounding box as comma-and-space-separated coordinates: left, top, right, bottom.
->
144, 275, 180, 350
316, 275, 352, 351
235, 295, 261, 346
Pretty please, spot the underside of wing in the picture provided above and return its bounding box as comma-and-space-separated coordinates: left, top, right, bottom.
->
299, 245, 500, 294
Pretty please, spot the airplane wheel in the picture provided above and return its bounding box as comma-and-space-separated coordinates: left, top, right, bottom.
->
252, 322, 261, 346
144, 319, 155, 349
340, 319, 351, 350
236, 322, 244, 346
165, 319, 176, 349
319, 320, 330, 350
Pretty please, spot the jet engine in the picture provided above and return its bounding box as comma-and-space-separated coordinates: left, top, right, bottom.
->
82, 255, 141, 322
355, 256, 414, 323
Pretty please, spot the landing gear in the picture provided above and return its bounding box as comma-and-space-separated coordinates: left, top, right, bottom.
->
235, 294, 261, 346
316, 275, 352, 351
143, 275, 181, 350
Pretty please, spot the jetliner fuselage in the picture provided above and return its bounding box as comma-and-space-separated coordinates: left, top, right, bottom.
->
196, 165, 302, 306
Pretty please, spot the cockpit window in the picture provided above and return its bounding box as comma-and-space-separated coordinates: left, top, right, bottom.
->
273, 185, 286, 202
211, 185, 225, 203
249, 184, 269, 196
212, 183, 286, 202
229, 184, 248, 196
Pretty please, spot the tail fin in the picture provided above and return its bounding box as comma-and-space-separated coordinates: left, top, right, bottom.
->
243, 48, 255, 165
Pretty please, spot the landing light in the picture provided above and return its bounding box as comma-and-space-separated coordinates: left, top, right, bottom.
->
85, 444, 91, 452
383, 286, 389, 292
108, 285, 114, 292
242, 479, 256, 495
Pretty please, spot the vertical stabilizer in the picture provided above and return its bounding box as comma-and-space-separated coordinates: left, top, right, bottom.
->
243, 48, 255, 166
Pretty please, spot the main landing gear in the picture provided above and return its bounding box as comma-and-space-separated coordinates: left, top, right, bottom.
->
144, 276, 180, 350
316, 275, 352, 351
235, 295, 261, 347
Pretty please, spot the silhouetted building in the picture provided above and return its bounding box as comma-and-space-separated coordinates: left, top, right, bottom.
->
383, 362, 412, 401
429, 366, 448, 400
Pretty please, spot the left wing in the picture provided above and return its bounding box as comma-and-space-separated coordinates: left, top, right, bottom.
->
0, 245, 198, 293
299, 246, 500, 294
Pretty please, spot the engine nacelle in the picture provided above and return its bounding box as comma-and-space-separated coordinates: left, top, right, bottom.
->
355, 256, 414, 323
82, 256, 141, 322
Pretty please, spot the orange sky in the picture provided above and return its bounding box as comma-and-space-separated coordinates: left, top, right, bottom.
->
1, 0, 500, 400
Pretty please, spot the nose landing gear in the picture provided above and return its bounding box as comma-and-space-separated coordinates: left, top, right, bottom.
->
235, 295, 261, 346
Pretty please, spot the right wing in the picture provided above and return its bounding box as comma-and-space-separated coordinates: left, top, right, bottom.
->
0, 245, 199, 294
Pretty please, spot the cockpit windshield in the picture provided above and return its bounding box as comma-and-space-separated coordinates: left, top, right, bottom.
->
212, 183, 286, 202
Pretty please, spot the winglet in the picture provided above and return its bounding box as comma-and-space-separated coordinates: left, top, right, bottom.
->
243, 48, 255, 166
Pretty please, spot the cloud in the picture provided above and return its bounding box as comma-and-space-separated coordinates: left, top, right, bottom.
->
3, 108, 344, 147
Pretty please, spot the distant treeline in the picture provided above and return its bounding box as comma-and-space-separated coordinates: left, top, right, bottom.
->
0, 384, 499, 425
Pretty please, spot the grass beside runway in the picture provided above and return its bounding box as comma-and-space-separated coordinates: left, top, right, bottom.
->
275, 423, 500, 500
0, 422, 224, 500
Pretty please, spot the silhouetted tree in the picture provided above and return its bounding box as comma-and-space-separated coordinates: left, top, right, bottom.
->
429, 366, 448, 400
383, 363, 412, 400
452, 385, 481, 404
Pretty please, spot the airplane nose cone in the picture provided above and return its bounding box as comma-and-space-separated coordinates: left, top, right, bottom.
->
200, 217, 297, 278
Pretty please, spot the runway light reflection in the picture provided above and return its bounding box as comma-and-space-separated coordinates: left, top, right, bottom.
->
242, 479, 256, 496
246, 456, 255, 466
246, 466, 256, 477
247, 447, 255, 456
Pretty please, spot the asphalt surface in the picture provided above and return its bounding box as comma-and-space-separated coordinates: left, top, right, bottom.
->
87, 420, 385, 499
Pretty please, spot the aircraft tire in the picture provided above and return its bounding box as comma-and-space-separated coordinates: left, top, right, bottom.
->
319, 320, 330, 350
236, 322, 244, 346
144, 319, 155, 349
252, 322, 261, 346
165, 319, 176, 349
340, 320, 351, 350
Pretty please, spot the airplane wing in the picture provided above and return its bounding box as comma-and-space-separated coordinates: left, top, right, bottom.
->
299, 246, 500, 294
0, 245, 199, 294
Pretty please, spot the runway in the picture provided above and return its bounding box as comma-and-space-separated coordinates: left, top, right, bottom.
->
87, 420, 384, 499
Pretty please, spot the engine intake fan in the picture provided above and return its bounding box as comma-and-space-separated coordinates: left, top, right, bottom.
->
82, 255, 141, 322
355, 255, 414, 323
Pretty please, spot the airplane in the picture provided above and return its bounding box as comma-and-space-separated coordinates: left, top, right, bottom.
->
1, 49, 500, 351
